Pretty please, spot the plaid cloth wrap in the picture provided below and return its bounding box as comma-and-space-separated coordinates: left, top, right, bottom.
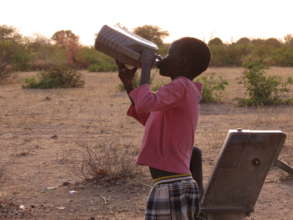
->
145, 176, 201, 220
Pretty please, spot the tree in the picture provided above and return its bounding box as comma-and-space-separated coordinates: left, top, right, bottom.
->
208, 37, 224, 46
133, 25, 169, 47
251, 39, 265, 46
265, 38, 281, 48
0, 40, 14, 79
284, 34, 293, 48
51, 30, 80, 65
0, 25, 21, 42
236, 37, 250, 45
0, 25, 31, 72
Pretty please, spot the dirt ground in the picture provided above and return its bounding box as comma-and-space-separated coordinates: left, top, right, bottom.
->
0, 67, 292, 220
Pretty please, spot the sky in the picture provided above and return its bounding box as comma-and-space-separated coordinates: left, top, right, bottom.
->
1, 0, 293, 46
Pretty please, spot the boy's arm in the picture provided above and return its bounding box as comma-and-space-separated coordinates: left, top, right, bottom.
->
116, 60, 150, 125
129, 79, 186, 113
127, 105, 150, 125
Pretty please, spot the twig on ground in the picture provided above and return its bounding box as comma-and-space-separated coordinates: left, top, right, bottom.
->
98, 195, 108, 205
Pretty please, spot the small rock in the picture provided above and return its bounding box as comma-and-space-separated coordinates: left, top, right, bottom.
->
42, 186, 57, 192
35, 145, 40, 149
50, 135, 58, 139
44, 96, 51, 101
62, 181, 71, 186
46, 186, 57, 190
56, 206, 65, 210
17, 152, 29, 157
69, 190, 77, 195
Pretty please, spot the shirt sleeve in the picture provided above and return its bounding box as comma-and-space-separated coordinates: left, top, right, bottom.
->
126, 104, 150, 126
129, 78, 186, 113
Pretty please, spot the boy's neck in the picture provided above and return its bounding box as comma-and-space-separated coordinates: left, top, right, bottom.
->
170, 75, 193, 81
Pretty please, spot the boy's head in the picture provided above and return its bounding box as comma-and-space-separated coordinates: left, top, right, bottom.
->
157, 37, 210, 80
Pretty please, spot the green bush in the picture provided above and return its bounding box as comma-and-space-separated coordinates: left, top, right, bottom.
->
23, 66, 84, 89
195, 74, 228, 103
272, 47, 293, 66
0, 36, 32, 72
75, 47, 100, 68
75, 47, 117, 72
11, 45, 32, 71
87, 62, 116, 72
28, 43, 68, 70
87, 64, 100, 72
237, 61, 293, 106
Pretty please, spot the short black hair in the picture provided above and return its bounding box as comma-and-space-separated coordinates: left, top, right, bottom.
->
173, 37, 211, 78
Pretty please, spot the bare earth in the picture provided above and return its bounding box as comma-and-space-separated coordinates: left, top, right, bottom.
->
0, 67, 292, 220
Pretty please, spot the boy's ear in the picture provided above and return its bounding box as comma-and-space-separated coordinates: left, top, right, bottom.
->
181, 57, 188, 65
180, 57, 191, 72
177, 56, 186, 67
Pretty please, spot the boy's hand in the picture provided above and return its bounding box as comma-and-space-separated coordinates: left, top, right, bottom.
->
116, 60, 137, 93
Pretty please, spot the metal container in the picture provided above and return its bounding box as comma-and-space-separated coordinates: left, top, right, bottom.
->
95, 25, 159, 67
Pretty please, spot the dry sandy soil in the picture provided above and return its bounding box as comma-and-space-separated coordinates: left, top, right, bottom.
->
0, 67, 292, 220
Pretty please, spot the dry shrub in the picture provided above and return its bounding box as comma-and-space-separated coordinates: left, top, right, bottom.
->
80, 143, 139, 183
0, 64, 12, 83
279, 173, 293, 182
23, 65, 84, 89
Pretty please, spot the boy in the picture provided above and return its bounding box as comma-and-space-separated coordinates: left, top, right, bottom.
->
116, 37, 210, 220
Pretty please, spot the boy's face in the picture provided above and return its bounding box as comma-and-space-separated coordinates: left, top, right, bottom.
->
156, 43, 183, 78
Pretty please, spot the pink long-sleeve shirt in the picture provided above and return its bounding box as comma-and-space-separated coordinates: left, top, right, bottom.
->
127, 76, 202, 174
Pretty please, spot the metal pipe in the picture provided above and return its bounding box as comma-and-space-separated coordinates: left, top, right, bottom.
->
274, 159, 293, 175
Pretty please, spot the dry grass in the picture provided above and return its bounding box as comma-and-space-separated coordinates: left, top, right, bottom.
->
79, 143, 139, 182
